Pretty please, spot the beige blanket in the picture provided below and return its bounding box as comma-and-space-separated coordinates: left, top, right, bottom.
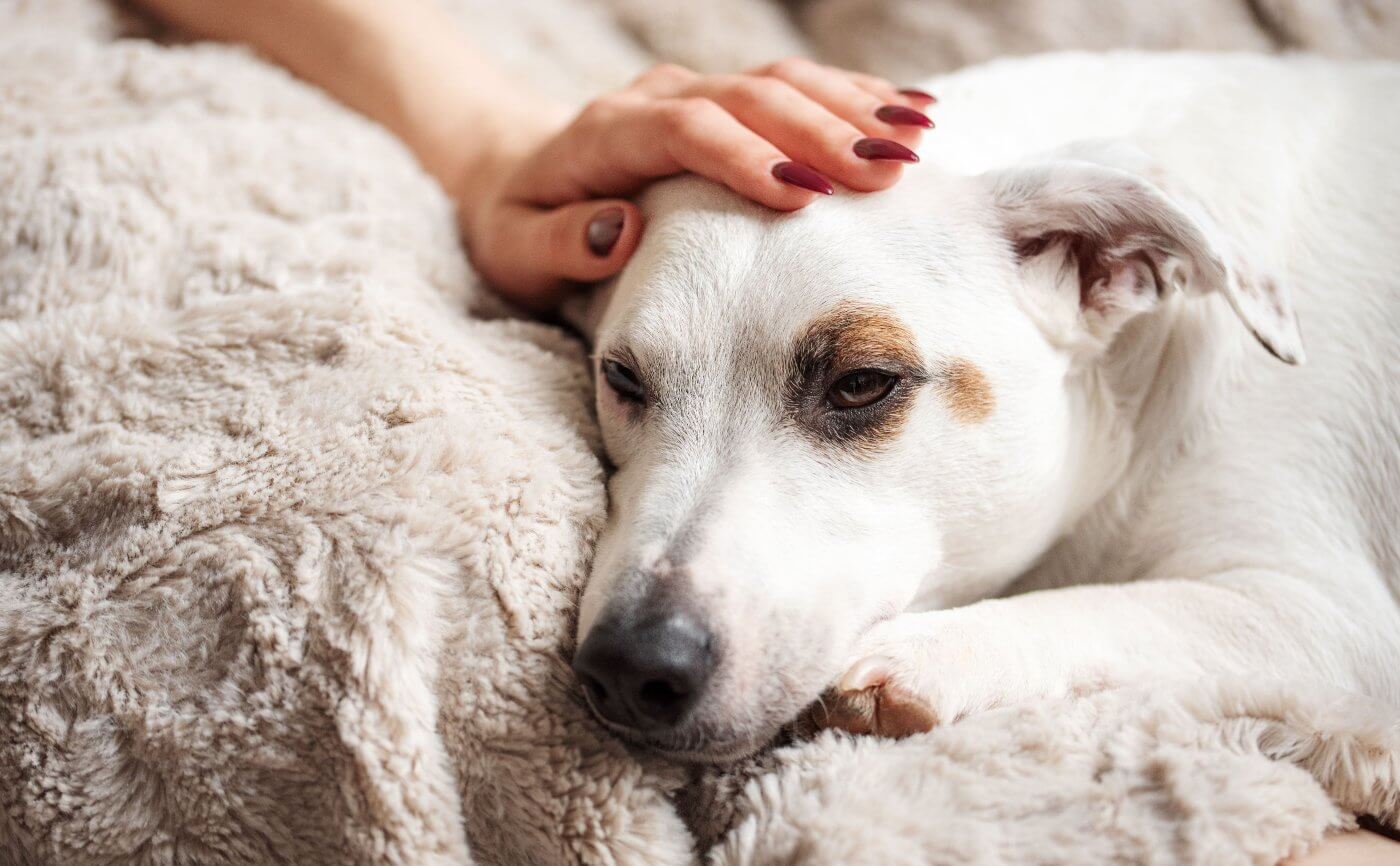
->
2, 2, 1397, 864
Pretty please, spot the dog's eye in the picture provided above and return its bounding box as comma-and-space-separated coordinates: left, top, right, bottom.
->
827, 370, 897, 410
601, 358, 646, 403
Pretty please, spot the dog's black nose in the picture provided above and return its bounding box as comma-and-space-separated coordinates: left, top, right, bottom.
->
572, 610, 715, 733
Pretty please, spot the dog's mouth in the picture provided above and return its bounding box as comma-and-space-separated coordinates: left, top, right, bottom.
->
640, 736, 769, 765
579, 685, 776, 765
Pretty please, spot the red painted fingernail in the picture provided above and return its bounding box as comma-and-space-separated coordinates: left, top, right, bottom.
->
772, 161, 834, 195
875, 104, 933, 128
586, 207, 625, 257
897, 88, 937, 103
853, 137, 919, 163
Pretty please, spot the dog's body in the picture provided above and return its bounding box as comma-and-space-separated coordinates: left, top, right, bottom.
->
570, 52, 1400, 758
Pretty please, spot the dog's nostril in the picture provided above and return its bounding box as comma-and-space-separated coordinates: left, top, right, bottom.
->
580, 673, 608, 703
638, 678, 685, 710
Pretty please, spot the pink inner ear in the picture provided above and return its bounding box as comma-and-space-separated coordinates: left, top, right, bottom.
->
1082, 255, 1159, 320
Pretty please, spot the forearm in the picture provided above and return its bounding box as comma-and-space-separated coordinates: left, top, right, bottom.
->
131, 0, 563, 196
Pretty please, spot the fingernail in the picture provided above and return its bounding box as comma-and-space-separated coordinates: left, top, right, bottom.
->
772, 161, 834, 195
586, 207, 625, 257
875, 104, 933, 128
853, 137, 919, 162
897, 87, 937, 103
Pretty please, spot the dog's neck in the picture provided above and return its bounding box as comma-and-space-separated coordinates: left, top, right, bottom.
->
996, 294, 1251, 598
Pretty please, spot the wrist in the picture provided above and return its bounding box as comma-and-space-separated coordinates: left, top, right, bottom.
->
310, 0, 568, 215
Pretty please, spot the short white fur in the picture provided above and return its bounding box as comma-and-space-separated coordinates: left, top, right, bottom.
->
575, 52, 1400, 757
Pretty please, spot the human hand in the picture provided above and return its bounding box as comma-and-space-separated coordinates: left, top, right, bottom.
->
454, 60, 935, 309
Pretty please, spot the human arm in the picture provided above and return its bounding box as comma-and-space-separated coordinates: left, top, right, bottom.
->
131, 0, 935, 307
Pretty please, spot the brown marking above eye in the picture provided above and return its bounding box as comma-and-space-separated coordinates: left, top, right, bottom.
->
937, 358, 995, 424
786, 302, 927, 451
801, 302, 925, 375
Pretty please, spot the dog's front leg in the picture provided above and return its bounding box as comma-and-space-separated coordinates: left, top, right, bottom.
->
814, 571, 1385, 737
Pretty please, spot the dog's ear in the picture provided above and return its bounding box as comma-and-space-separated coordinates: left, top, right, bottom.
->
987, 150, 1303, 365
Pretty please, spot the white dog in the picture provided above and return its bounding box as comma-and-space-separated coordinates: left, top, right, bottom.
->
568, 52, 1400, 762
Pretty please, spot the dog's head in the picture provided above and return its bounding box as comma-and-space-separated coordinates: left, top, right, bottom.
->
569, 147, 1300, 762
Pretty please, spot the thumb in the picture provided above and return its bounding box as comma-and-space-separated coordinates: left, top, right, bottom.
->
484, 199, 643, 307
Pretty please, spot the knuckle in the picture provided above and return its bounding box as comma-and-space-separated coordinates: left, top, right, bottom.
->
656, 97, 720, 135
577, 95, 624, 127
768, 56, 815, 80
728, 75, 789, 109
635, 62, 693, 90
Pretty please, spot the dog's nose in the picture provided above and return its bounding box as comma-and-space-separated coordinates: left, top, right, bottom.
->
572, 610, 715, 733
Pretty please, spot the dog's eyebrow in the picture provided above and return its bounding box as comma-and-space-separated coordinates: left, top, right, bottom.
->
786, 302, 927, 451
797, 302, 925, 374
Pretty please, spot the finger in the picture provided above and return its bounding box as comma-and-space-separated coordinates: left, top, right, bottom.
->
478, 199, 643, 308
627, 62, 701, 98
644, 98, 839, 208
846, 71, 938, 107
687, 75, 911, 193
504, 95, 828, 211
753, 57, 931, 144
846, 71, 904, 103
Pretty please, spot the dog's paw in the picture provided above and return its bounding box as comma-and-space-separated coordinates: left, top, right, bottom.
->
809, 609, 1035, 738
811, 655, 940, 738
809, 604, 1136, 740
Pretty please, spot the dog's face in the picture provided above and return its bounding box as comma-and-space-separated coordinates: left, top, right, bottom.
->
570, 155, 1300, 761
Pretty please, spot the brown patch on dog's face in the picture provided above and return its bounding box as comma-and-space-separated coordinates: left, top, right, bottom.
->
786, 302, 928, 451
937, 358, 995, 424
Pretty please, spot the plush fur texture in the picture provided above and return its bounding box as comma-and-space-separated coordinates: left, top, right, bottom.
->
1, 2, 1398, 866
795, 0, 1400, 84
0, 7, 690, 866
694, 683, 1400, 865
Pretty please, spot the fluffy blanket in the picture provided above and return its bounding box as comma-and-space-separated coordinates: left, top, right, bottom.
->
2, 2, 1398, 865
